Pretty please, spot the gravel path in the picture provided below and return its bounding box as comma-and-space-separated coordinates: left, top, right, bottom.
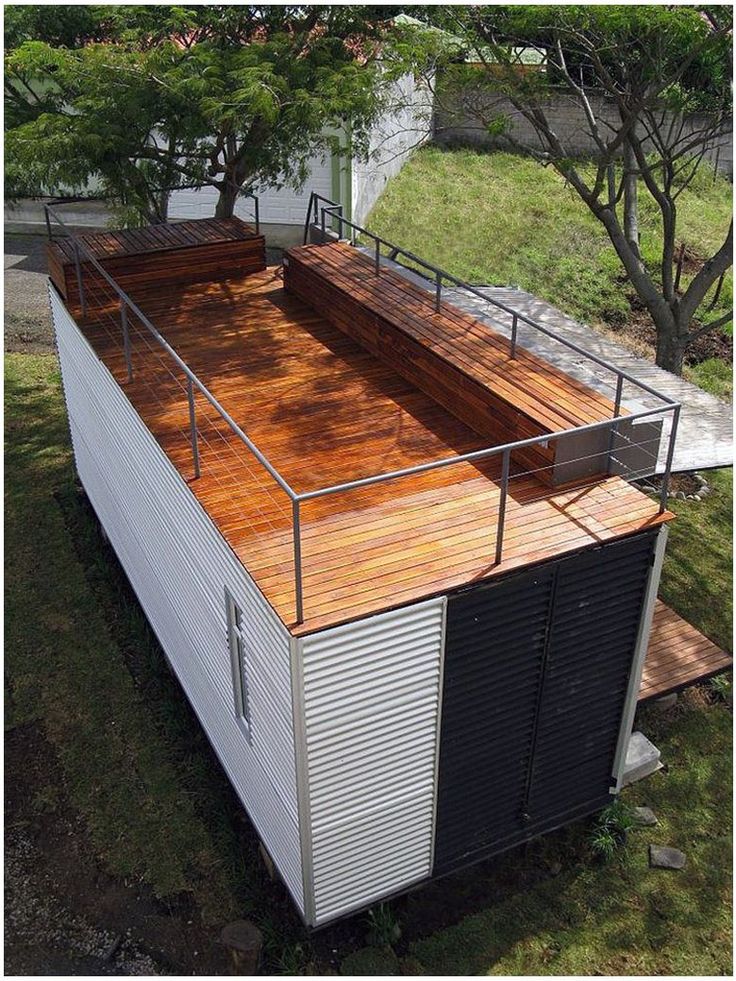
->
5, 233, 54, 352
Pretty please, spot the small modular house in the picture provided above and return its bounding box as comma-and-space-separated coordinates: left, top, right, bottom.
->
47, 207, 685, 928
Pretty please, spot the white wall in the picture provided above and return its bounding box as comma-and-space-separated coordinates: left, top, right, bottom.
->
296, 597, 446, 926
168, 150, 334, 227
50, 288, 306, 915
351, 72, 433, 226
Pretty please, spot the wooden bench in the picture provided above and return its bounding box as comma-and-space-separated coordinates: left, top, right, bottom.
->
47, 217, 266, 315
284, 243, 626, 486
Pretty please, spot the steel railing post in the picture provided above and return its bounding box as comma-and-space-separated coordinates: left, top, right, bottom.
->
303, 192, 314, 245
495, 448, 511, 565
374, 237, 380, 275
254, 195, 260, 235
293, 499, 304, 624
121, 301, 133, 383
606, 373, 625, 472
659, 404, 681, 514
510, 313, 518, 358
321, 206, 326, 242
73, 241, 86, 317
44, 205, 53, 241
435, 270, 442, 313
187, 377, 201, 479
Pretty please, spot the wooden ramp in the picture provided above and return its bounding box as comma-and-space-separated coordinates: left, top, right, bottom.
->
639, 600, 732, 702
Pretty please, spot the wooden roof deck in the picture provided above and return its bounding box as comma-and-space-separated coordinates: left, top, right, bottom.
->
73, 258, 671, 635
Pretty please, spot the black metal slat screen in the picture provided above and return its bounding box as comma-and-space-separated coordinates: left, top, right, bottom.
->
434, 532, 656, 876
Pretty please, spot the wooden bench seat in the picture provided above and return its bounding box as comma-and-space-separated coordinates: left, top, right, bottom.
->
47, 217, 266, 315
284, 242, 626, 486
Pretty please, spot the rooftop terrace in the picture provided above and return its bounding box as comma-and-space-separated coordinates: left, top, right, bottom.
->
46, 212, 677, 635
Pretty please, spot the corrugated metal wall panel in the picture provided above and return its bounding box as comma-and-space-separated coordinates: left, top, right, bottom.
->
435, 532, 656, 876
50, 288, 305, 913
299, 598, 446, 925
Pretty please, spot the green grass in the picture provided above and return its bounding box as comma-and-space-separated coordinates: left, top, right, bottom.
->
685, 358, 733, 401
4, 353, 303, 949
367, 146, 733, 340
660, 467, 733, 652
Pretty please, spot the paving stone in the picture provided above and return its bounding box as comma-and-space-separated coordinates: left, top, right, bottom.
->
633, 806, 658, 826
649, 845, 686, 870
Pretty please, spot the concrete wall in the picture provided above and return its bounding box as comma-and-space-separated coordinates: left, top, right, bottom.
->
351, 72, 434, 226
436, 90, 733, 178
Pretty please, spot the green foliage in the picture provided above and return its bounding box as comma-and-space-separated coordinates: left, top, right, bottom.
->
4, 5, 395, 221
366, 902, 402, 946
588, 800, 638, 861
366, 146, 733, 337
708, 673, 732, 702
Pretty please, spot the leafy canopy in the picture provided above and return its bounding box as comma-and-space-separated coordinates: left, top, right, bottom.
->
5, 5, 400, 221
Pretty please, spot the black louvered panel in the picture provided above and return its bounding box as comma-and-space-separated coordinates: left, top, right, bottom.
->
434, 566, 555, 873
434, 531, 657, 878
525, 533, 655, 822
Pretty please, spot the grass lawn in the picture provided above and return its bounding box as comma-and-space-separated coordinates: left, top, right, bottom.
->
367, 147, 733, 387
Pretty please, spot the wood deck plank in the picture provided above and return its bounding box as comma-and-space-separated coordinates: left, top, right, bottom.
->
70, 257, 672, 635
639, 600, 732, 701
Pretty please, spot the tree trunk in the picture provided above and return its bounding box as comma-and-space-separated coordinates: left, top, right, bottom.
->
654, 317, 687, 375
623, 139, 641, 263
215, 177, 239, 218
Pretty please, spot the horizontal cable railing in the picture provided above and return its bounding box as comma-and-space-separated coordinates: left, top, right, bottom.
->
47, 200, 681, 626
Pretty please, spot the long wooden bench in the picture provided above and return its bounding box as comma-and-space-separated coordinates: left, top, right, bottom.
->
284, 242, 624, 486
47, 217, 266, 315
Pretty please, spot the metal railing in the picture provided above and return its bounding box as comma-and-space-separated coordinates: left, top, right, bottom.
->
47, 199, 681, 625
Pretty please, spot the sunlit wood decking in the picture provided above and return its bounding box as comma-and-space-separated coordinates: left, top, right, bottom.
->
70, 255, 670, 634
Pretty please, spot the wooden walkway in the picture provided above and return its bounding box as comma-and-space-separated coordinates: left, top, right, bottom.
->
639, 600, 732, 702
73, 261, 671, 634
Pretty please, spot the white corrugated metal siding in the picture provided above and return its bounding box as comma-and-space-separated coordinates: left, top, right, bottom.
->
50, 288, 305, 913
297, 598, 446, 925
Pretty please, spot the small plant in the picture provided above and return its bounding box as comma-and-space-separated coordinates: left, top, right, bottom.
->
366, 901, 402, 947
708, 674, 732, 703
588, 800, 637, 860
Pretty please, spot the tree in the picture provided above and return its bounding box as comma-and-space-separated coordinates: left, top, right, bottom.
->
5, 5, 399, 224
403, 5, 732, 374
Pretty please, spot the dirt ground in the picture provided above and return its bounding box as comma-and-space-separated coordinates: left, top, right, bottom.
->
4, 723, 235, 976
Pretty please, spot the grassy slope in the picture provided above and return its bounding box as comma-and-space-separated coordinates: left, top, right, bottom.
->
367, 146, 733, 351
4, 353, 303, 958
